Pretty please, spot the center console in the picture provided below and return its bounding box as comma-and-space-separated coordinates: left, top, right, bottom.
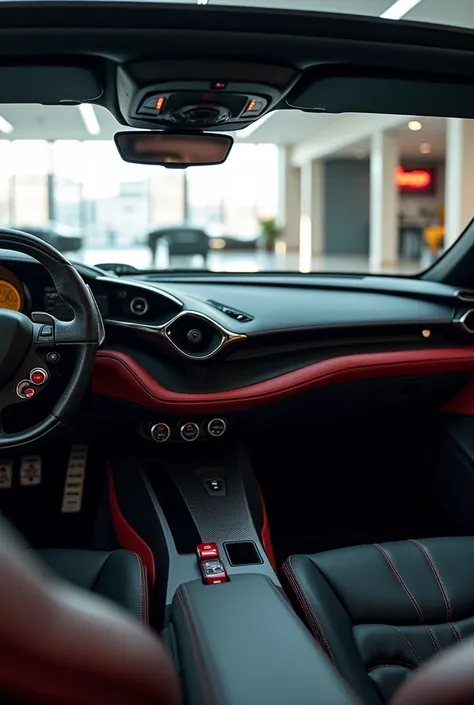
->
108, 438, 357, 704
169, 573, 358, 705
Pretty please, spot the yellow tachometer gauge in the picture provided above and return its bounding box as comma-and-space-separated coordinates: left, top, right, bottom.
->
0, 279, 22, 311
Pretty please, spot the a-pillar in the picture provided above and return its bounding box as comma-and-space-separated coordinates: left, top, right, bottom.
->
278, 147, 300, 252
299, 159, 325, 272
369, 132, 399, 271
445, 119, 474, 248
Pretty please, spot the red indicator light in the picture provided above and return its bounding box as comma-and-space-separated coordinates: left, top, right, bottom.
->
155, 97, 165, 111
212, 81, 226, 89
246, 99, 257, 112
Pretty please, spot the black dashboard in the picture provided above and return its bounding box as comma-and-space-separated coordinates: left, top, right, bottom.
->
2, 249, 474, 430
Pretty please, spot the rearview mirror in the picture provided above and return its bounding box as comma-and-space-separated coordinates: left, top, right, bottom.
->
114, 131, 233, 168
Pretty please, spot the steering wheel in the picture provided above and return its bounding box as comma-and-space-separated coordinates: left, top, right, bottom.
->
0, 229, 103, 449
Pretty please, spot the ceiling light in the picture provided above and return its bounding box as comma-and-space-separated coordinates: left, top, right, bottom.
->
420, 142, 431, 154
408, 120, 423, 131
78, 104, 100, 136
0, 114, 14, 134
380, 0, 423, 20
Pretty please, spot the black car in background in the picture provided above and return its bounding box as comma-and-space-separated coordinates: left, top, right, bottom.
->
15, 221, 83, 254
147, 225, 210, 265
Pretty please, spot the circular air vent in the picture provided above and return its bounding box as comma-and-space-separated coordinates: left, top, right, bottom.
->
165, 313, 226, 359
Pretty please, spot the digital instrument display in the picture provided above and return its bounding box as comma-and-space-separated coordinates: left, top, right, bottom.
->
44, 286, 108, 319
0, 279, 22, 311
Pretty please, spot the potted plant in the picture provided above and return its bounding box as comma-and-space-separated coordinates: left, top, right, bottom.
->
258, 216, 282, 253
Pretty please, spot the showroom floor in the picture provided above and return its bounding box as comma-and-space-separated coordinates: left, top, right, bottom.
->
76, 245, 421, 275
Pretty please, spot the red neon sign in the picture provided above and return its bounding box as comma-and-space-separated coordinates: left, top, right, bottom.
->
394, 165, 432, 190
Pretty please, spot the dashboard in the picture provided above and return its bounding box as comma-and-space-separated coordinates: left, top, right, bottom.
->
2, 249, 474, 440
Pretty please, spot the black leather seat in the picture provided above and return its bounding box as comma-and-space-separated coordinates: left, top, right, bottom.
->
35, 548, 148, 625
281, 537, 474, 705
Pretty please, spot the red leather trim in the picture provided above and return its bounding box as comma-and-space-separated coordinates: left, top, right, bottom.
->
93, 347, 474, 412
258, 485, 277, 572
442, 378, 474, 414
107, 465, 156, 586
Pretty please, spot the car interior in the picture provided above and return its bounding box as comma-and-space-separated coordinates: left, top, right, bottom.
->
4, 2, 474, 705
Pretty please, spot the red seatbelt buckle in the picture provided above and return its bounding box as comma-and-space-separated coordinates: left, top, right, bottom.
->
197, 542, 219, 560
200, 558, 228, 585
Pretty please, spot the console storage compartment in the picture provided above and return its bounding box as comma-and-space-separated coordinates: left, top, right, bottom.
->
170, 573, 358, 705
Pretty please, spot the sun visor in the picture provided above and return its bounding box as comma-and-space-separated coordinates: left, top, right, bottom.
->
287, 68, 474, 118
0, 66, 103, 104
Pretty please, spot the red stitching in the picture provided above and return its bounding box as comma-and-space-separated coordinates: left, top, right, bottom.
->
390, 627, 423, 664
374, 545, 424, 624
425, 626, 441, 654
133, 553, 144, 625
283, 558, 336, 663
449, 623, 462, 643
410, 540, 452, 622
176, 589, 217, 705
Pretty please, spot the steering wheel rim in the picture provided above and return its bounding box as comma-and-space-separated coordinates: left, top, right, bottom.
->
0, 228, 102, 449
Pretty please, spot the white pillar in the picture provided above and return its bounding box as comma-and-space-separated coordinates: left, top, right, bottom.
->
370, 132, 399, 271
278, 147, 300, 251
299, 159, 325, 272
445, 119, 474, 248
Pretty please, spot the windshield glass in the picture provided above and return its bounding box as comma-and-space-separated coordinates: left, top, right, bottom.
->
0, 105, 462, 275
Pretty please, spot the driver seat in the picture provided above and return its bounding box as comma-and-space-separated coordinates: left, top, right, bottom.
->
34, 548, 149, 624
0, 516, 180, 705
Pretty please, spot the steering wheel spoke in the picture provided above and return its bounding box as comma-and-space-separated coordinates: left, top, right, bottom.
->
32, 309, 104, 346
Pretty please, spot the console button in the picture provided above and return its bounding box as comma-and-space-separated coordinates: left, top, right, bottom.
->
16, 381, 36, 399
200, 559, 228, 585
207, 418, 226, 437
39, 324, 53, 337
150, 423, 171, 443
46, 351, 60, 364
30, 368, 48, 386
180, 422, 199, 442
197, 542, 219, 560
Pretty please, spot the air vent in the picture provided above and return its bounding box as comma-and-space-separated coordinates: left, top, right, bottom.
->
165, 313, 225, 359
207, 299, 253, 322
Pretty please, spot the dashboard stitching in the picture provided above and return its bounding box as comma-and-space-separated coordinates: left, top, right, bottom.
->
93, 348, 474, 410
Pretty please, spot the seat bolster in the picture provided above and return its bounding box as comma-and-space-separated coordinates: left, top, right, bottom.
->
282, 555, 383, 705
38, 548, 148, 625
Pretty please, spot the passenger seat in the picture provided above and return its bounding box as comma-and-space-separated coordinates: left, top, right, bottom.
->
281, 537, 474, 704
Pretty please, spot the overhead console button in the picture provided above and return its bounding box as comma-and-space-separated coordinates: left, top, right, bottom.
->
180, 422, 200, 442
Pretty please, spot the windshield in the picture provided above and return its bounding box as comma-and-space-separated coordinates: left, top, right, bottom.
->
0, 105, 462, 275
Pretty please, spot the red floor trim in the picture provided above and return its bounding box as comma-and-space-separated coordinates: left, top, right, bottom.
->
107, 465, 156, 585
258, 485, 277, 572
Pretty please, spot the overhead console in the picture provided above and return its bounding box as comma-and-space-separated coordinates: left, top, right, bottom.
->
116, 61, 299, 131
